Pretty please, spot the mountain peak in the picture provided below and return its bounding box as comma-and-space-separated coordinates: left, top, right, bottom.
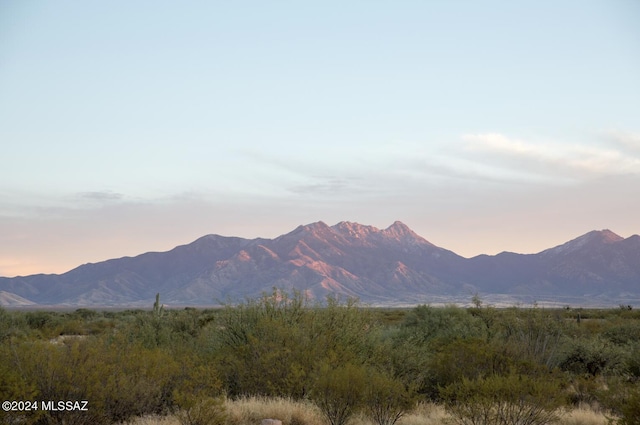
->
332, 221, 377, 236
293, 221, 330, 233
576, 229, 623, 245
385, 221, 412, 235
381, 221, 433, 245
596, 229, 624, 243
308, 221, 329, 229
543, 229, 624, 255
331, 221, 427, 243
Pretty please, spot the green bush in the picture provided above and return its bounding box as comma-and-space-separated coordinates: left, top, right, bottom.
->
627, 344, 640, 378
617, 387, 640, 425
559, 338, 625, 377
441, 373, 565, 425
8, 335, 178, 425
215, 290, 316, 397
310, 362, 367, 425
214, 290, 376, 398
599, 380, 640, 425
363, 369, 415, 425
174, 393, 227, 425
565, 375, 601, 406
496, 308, 564, 369
0, 342, 41, 424
425, 339, 525, 400
400, 305, 487, 346
603, 322, 640, 345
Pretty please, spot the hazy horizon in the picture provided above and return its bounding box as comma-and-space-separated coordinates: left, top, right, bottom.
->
2, 1, 639, 277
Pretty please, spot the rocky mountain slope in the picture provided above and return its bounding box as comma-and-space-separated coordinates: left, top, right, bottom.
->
1, 221, 638, 307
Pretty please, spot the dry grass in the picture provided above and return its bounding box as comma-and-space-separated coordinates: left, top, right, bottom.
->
397, 402, 450, 425
128, 398, 445, 425
129, 414, 180, 425
226, 396, 325, 425
127, 399, 613, 425
555, 404, 612, 425
128, 396, 323, 425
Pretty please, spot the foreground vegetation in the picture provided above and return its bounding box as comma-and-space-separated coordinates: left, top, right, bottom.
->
1, 290, 639, 425
129, 397, 612, 425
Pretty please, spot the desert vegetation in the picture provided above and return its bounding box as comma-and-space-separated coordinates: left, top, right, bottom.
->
1, 290, 639, 425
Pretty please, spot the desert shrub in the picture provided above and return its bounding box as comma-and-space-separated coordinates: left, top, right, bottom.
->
90, 338, 178, 423
626, 343, 640, 379
83, 317, 115, 335
128, 311, 173, 348
616, 388, 640, 425
310, 362, 367, 425
310, 294, 377, 364
71, 308, 99, 320
559, 338, 625, 377
0, 308, 29, 341
599, 380, 640, 425
173, 354, 222, 394
9, 340, 95, 425
214, 290, 376, 398
496, 308, 564, 369
174, 394, 227, 425
169, 308, 206, 342
603, 322, 640, 345
399, 305, 487, 346
9, 335, 178, 425
216, 289, 309, 349
565, 375, 603, 406
170, 351, 225, 425
57, 318, 86, 335
369, 332, 431, 399
425, 338, 539, 400
0, 342, 41, 424
24, 311, 54, 329
441, 373, 565, 425
468, 305, 500, 338
363, 369, 416, 425
215, 290, 316, 397
0, 306, 11, 341
394, 306, 490, 398
20, 311, 64, 338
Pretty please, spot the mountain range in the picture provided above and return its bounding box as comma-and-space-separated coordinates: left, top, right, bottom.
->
1, 221, 639, 307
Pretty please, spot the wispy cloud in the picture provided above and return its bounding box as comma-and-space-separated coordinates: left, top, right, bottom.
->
607, 131, 640, 152
462, 132, 640, 180
77, 191, 124, 201
289, 177, 355, 196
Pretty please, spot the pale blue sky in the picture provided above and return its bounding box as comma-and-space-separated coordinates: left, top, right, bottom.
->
1, 1, 639, 276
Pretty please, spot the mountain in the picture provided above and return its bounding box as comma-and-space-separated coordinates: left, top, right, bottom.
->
1, 222, 639, 307
463, 230, 640, 298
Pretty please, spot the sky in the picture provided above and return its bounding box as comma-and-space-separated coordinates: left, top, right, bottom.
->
1, 1, 639, 277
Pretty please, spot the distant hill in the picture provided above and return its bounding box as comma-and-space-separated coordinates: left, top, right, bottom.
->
1, 221, 639, 307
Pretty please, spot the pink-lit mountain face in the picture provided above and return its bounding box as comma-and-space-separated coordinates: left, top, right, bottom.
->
0, 222, 639, 307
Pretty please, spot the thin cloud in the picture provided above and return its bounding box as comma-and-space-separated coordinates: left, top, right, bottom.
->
607, 131, 640, 152
289, 177, 353, 196
77, 191, 124, 201
462, 133, 640, 179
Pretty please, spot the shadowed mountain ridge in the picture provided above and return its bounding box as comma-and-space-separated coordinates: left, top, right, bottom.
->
0, 222, 638, 306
